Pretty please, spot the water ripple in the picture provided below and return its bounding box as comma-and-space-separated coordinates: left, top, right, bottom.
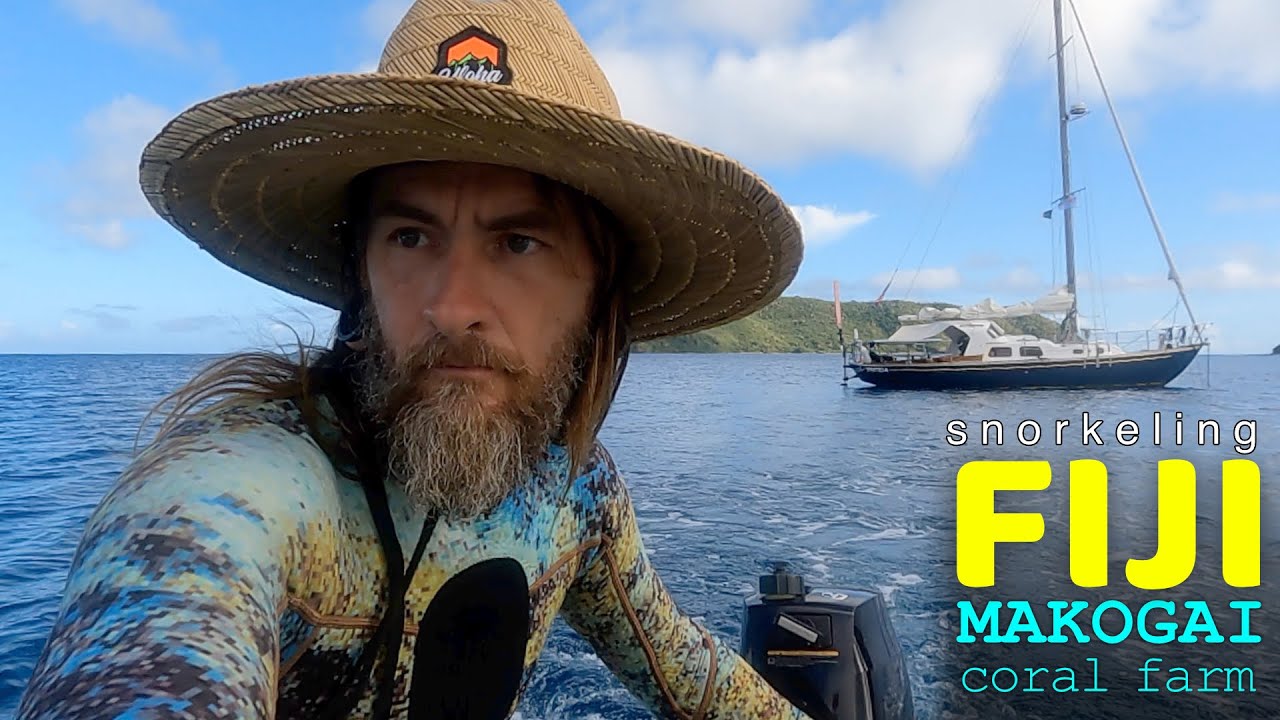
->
1, 352, 1276, 718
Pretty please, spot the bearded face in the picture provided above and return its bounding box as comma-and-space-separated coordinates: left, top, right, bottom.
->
354, 162, 602, 519
355, 305, 589, 519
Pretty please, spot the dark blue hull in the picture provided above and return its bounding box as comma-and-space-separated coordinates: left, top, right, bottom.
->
848, 345, 1203, 390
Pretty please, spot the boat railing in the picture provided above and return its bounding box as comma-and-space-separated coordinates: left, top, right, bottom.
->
853, 340, 954, 365
1085, 323, 1208, 352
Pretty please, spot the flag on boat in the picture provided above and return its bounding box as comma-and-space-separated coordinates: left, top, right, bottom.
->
832, 280, 843, 329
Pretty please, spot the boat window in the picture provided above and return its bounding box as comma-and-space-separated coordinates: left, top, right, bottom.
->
1019, 346, 1044, 357
988, 346, 1012, 357
1073, 349, 1084, 354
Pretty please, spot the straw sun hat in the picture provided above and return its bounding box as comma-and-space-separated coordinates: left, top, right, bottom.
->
139, 0, 803, 342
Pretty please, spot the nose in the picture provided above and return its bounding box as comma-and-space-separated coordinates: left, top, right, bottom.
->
421, 237, 492, 336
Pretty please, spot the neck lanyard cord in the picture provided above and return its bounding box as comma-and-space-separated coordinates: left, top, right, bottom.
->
317, 357, 438, 720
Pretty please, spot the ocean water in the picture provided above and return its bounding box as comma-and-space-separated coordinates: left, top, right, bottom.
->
1, 352, 1277, 719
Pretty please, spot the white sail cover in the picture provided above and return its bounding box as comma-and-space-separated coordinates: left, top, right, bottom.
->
898, 287, 1074, 322
1029, 286, 1075, 314
882, 321, 955, 342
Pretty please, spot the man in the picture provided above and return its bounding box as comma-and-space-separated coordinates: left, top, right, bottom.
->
18, 1, 807, 718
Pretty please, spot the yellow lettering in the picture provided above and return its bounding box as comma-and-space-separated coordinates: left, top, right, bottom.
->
1222, 459, 1260, 587
1069, 459, 1108, 587
956, 461, 1048, 587
1126, 460, 1196, 589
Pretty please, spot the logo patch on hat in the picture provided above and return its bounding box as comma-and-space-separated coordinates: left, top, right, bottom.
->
433, 27, 513, 85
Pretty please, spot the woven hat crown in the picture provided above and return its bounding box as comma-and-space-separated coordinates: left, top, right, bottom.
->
378, 0, 620, 117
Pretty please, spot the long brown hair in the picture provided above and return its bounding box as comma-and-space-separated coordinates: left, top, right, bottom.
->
142, 167, 631, 477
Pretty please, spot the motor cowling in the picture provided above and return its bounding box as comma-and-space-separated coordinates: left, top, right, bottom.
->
740, 566, 914, 720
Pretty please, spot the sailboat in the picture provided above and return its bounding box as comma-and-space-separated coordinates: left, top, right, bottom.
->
838, 0, 1207, 391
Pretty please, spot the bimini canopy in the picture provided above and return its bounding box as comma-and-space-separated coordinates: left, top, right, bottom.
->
874, 320, 997, 344
881, 321, 957, 343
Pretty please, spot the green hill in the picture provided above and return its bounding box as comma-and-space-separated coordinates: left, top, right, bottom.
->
634, 296, 1059, 353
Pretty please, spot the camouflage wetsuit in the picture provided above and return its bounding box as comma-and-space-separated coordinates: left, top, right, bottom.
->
16, 397, 809, 719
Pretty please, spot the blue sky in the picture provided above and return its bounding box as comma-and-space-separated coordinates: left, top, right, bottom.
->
1, 0, 1277, 354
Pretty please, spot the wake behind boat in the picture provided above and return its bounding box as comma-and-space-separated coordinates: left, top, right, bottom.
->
836, 0, 1208, 391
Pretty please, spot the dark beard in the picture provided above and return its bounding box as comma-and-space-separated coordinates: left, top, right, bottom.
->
354, 309, 587, 520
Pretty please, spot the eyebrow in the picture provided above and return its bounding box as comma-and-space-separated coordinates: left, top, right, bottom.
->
484, 207, 560, 233
369, 200, 560, 233
369, 200, 445, 229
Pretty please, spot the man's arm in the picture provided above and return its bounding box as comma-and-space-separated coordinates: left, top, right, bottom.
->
559, 448, 811, 720
16, 409, 317, 720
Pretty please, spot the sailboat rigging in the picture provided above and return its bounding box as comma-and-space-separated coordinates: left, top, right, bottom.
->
839, 0, 1207, 390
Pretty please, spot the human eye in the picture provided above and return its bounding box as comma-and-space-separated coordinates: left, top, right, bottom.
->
389, 227, 429, 249
502, 233, 545, 255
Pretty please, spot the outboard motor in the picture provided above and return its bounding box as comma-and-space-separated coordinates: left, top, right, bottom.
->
740, 564, 914, 720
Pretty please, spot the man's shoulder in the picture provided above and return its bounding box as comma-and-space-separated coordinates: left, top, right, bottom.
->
571, 438, 618, 477
85, 395, 345, 558
564, 440, 631, 505
163, 395, 312, 440
140, 395, 336, 474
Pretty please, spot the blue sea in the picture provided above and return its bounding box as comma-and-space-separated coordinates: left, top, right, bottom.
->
1, 352, 1277, 719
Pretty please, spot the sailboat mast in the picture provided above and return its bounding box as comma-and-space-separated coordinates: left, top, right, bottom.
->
1053, 0, 1079, 341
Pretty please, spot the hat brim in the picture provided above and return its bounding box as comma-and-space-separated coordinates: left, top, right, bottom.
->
140, 72, 802, 342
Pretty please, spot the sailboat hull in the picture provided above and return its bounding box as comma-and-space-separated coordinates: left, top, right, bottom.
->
848, 345, 1203, 390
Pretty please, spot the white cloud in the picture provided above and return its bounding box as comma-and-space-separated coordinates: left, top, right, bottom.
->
0, 320, 14, 340
363, 0, 414, 40
355, 0, 415, 71
63, 96, 172, 248
60, 320, 80, 332
589, 0, 1280, 173
1212, 192, 1280, 213
1096, 247, 1280, 292
69, 220, 127, 250
61, 0, 186, 56
1192, 261, 1280, 290
995, 266, 1043, 292
69, 307, 133, 331
60, 0, 232, 89
596, 31, 1008, 173
869, 266, 961, 291
590, 0, 1050, 172
1066, 0, 1280, 96
1108, 272, 1168, 291
790, 205, 874, 247
666, 0, 816, 44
